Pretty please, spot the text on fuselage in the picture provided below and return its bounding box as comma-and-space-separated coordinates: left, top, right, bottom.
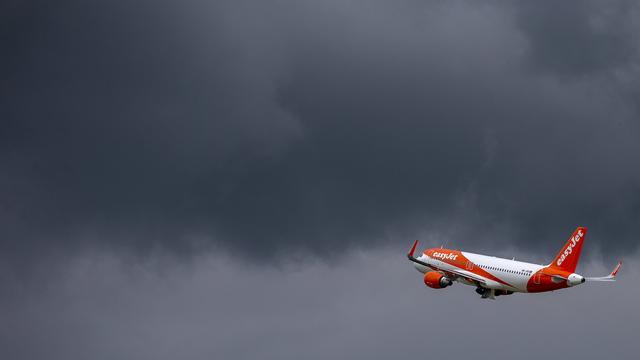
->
432, 252, 458, 261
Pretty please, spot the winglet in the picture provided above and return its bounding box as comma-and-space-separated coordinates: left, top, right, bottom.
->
408, 240, 418, 258
610, 260, 622, 278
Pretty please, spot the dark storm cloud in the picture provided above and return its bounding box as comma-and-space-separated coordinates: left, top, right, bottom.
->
2, 0, 640, 264
2, 2, 640, 360
515, 0, 640, 76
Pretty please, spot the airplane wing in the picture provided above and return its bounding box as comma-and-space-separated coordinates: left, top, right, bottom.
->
586, 260, 622, 282
440, 267, 488, 286
407, 241, 487, 286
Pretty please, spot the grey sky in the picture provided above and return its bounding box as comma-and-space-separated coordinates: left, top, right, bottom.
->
0, 247, 638, 360
1, 1, 639, 358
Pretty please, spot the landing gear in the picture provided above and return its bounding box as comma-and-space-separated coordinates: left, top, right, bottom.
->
475, 287, 513, 299
475, 287, 494, 299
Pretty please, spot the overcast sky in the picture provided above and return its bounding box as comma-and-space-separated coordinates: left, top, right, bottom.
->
2, 1, 640, 359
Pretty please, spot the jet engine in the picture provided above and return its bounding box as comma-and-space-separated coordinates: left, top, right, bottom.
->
423, 271, 453, 289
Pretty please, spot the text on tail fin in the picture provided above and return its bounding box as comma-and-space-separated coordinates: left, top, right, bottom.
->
550, 227, 587, 273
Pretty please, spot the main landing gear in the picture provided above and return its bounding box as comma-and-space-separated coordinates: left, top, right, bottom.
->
475, 287, 514, 299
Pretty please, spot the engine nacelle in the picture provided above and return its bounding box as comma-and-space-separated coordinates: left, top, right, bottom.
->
423, 271, 452, 289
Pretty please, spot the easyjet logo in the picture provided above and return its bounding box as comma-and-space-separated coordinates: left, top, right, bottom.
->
556, 229, 584, 266
432, 252, 458, 261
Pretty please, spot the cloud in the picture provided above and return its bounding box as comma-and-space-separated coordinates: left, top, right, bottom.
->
515, 0, 640, 77
3, 2, 639, 358
0, 248, 637, 360
1, 0, 640, 266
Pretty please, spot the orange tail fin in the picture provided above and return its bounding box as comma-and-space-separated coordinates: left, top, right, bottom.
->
549, 227, 587, 273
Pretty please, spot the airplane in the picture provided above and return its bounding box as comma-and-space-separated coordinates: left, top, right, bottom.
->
407, 227, 622, 299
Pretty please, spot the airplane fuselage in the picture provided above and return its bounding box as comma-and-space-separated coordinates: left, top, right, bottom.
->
413, 248, 583, 293
407, 227, 620, 299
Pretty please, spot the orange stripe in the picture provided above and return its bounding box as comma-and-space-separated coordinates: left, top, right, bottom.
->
425, 249, 515, 288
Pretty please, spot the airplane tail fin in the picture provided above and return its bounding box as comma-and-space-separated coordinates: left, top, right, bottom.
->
549, 227, 587, 273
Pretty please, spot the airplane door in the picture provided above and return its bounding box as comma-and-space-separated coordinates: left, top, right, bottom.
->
533, 272, 541, 284
466, 261, 474, 270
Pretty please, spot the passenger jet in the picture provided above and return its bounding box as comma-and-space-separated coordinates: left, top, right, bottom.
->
407, 227, 621, 299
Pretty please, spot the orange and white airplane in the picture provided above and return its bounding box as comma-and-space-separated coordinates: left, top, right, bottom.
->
407, 227, 621, 299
